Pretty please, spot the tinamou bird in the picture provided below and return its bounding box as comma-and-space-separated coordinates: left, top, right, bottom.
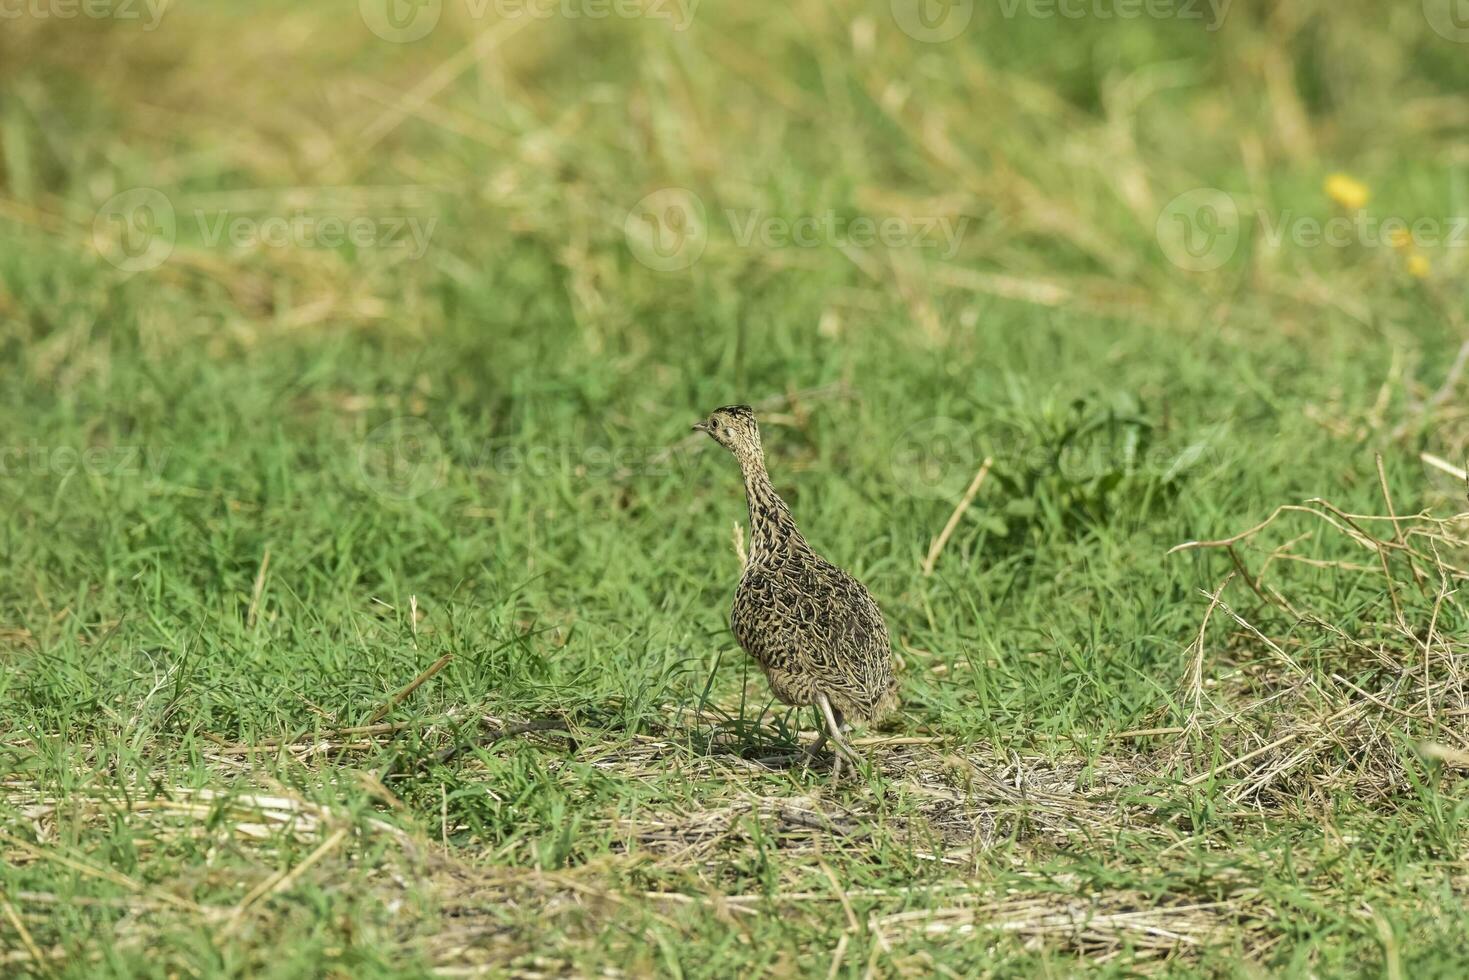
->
693, 405, 898, 778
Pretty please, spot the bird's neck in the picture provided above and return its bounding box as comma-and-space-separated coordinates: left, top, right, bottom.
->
739, 454, 807, 561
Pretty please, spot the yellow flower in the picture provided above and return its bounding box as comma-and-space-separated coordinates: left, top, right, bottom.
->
1388, 227, 1413, 250
1407, 254, 1430, 279
1324, 173, 1370, 211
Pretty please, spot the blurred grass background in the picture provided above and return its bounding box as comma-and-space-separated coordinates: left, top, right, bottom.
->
3, 0, 1469, 976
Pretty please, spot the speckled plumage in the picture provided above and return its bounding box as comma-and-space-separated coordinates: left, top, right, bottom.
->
694, 405, 898, 764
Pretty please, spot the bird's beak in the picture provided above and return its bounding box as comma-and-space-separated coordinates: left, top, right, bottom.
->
692, 420, 709, 433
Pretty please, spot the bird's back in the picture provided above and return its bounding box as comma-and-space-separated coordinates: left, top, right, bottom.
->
731, 547, 897, 722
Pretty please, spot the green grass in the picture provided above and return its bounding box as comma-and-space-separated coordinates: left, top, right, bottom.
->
3, 1, 1469, 975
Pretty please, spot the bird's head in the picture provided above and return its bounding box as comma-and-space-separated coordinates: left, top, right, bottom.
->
693, 404, 762, 463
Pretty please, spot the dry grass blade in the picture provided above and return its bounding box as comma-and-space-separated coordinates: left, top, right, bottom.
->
367, 652, 454, 724
246, 545, 271, 628
922, 457, 994, 576
1421, 453, 1467, 484
818, 860, 861, 934
1183, 573, 1235, 726
227, 825, 352, 930
1, 893, 48, 975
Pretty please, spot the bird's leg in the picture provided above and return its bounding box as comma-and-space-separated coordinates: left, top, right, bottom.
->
802, 706, 829, 766
802, 731, 829, 771
817, 694, 862, 779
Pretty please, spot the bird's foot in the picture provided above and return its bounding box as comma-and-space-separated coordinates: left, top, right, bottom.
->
816, 694, 866, 783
